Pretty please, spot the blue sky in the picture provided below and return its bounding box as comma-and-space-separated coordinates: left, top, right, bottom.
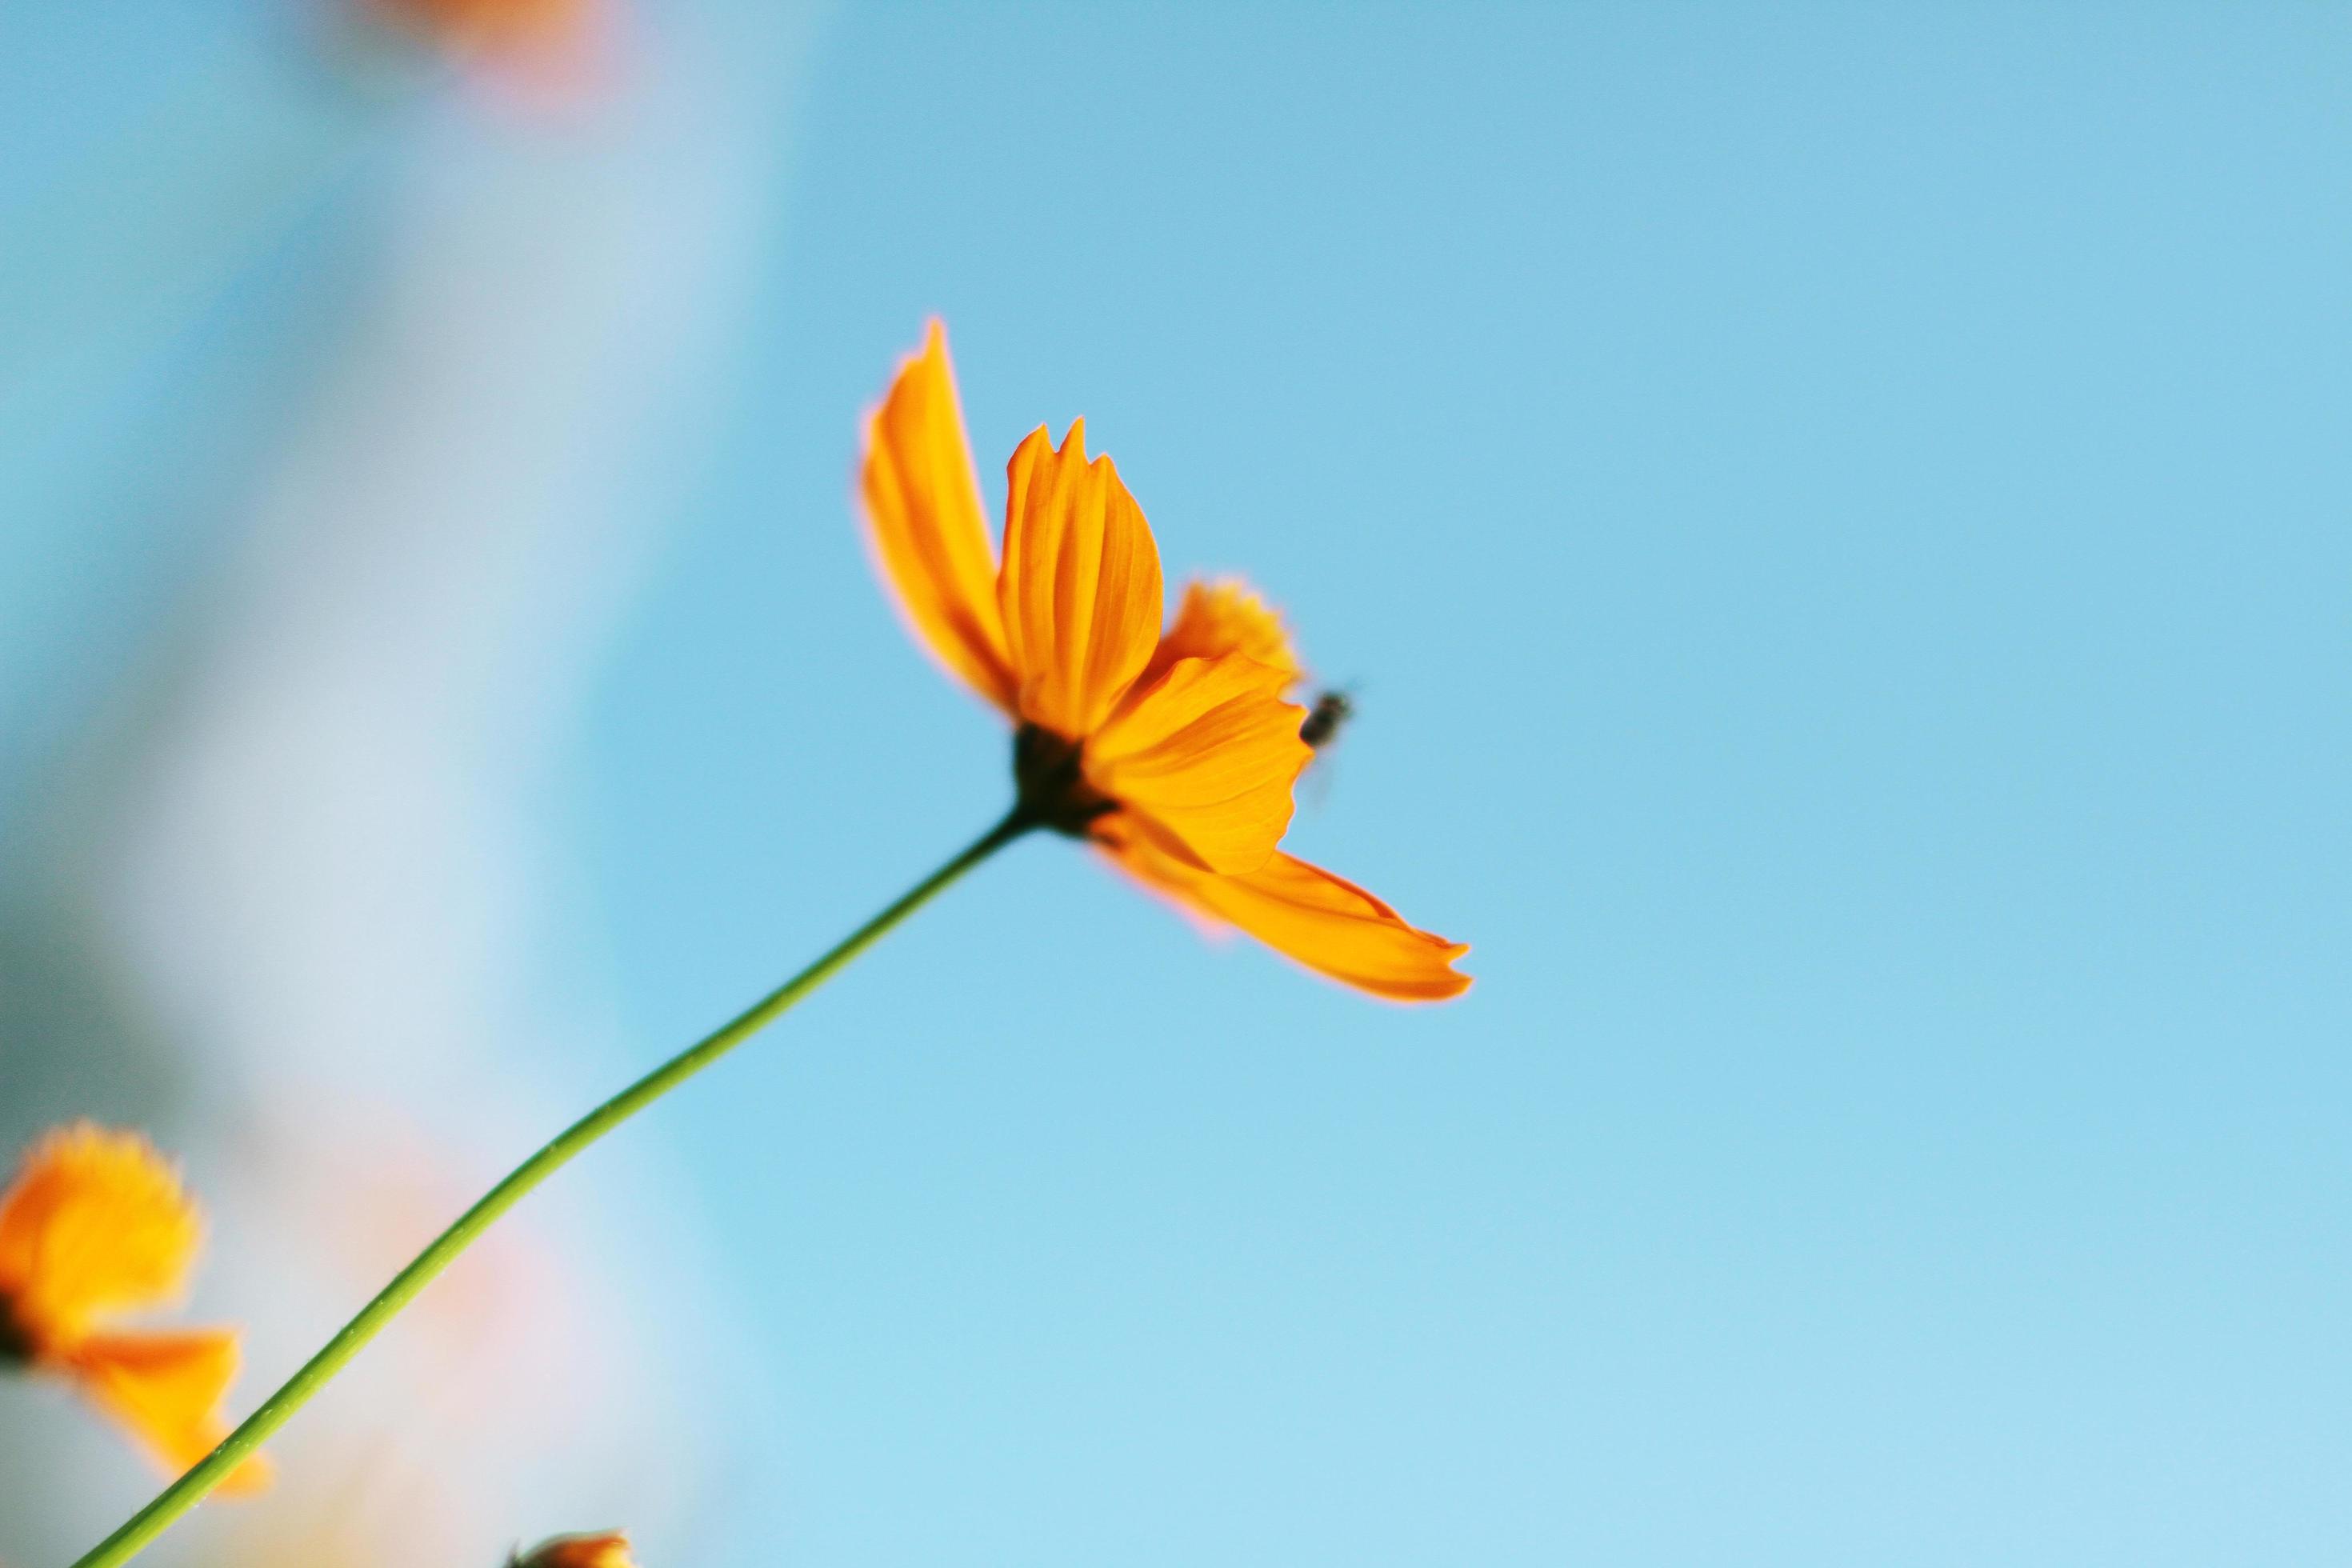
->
3, 4, 2349, 1565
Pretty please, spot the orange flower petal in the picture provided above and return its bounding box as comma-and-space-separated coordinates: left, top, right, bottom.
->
998, 420, 1165, 738
1086, 654, 1310, 874
1144, 577, 1303, 690
0, 1124, 201, 1343
1101, 823, 1470, 1002
515, 1531, 641, 1568
861, 320, 1018, 711
66, 1329, 272, 1494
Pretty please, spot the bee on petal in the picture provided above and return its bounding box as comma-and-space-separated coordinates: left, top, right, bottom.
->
512, 1530, 640, 1568
861, 322, 1468, 1001
0, 1123, 270, 1492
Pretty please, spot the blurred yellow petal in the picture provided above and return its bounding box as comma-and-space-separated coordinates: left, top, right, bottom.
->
1146, 577, 1302, 689
1086, 654, 1309, 874
0, 1123, 200, 1342
998, 420, 1165, 738
1102, 823, 1470, 1002
66, 1329, 272, 1494
0, 1124, 270, 1491
861, 320, 1018, 710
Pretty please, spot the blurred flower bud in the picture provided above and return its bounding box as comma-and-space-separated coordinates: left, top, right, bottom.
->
511, 1530, 638, 1568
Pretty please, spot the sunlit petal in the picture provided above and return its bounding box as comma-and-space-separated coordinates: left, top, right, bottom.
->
998, 420, 1165, 738
1145, 577, 1302, 689
861, 319, 1018, 710
1086, 654, 1309, 874
1101, 823, 1470, 1002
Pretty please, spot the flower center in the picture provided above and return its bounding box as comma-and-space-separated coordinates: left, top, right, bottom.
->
0, 1290, 33, 1366
1012, 724, 1117, 837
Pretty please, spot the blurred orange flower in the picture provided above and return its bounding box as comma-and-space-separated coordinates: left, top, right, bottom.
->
0, 1123, 270, 1494
862, 322, 1470, 1001
512, 1530, 638, 1568
362, 0, 602, 78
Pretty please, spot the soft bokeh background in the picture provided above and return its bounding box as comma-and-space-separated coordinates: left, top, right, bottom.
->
3, 3, 2347, 1565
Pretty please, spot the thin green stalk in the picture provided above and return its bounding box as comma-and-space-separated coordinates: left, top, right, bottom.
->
71, 806, 1036, 1568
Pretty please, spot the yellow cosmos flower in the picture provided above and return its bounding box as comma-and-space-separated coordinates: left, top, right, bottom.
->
511, 1530, 638, 1568
862, 320, 1469, 1001
0, 1124, 270, 1494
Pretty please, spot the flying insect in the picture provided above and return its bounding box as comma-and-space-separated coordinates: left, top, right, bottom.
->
1299, 688, 1355, 750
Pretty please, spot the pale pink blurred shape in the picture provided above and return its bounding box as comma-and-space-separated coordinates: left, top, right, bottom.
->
193, 1474, 464, 1568
0, 4, 818, 1561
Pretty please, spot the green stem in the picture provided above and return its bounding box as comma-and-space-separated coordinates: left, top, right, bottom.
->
70, 806, 1036, 1568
